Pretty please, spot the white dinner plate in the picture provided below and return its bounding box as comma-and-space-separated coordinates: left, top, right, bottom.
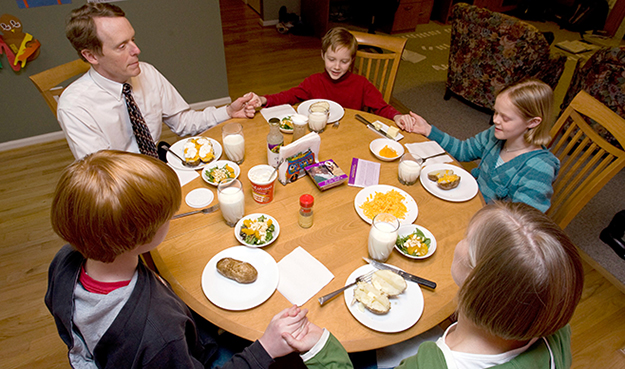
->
201, 246, 279, 310
234, 213, 280, 248
201, 160, 241, 186
344, 264, 424, 333
297, 99, 345, 123
395, 224, 437, 259
167, 137, 222, 171
419, 163, 479, 202
354, 185, 418, 225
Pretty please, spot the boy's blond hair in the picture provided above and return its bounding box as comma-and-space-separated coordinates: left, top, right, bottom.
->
51, 150, 181, 263
457, 201, 583, 341
321, 27, 357, 59
499, 79, 554, 146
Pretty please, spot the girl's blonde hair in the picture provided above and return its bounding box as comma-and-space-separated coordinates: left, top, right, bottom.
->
499, 79, 554, 146
457, 201, 583, 341
321, 27, 358, 59
51, 150, 181, 263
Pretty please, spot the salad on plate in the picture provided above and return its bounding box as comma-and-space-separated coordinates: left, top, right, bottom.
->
239, 215, 276, 246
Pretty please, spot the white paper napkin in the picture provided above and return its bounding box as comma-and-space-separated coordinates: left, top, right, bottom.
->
405, 141, 445, 158
260, 104, 297, 122
404, 141, 453, 166
277, 246, 334, 306
422, 155, 453, 167
170, 165, 200, 186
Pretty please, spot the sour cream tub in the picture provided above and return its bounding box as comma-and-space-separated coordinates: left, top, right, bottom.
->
248, 165, 278, 204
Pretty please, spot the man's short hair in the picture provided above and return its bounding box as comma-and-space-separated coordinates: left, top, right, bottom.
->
457, 201, 584, 341
51, 150, 181, 263
66, 3, 125, 61
321, 27, 358, 59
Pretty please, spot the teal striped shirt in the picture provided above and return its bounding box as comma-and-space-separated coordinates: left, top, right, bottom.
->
428, 126, 559, 212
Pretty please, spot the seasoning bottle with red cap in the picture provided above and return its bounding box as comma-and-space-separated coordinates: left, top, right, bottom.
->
298, 194, 314, 228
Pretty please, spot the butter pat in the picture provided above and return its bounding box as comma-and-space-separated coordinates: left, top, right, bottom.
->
387, 126, 399, 139
373, 122, 382, 130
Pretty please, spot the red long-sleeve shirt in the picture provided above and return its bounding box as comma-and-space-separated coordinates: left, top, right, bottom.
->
264, 71, 400, 120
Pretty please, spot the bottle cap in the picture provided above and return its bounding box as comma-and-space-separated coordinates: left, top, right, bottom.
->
299, 194, 314, 208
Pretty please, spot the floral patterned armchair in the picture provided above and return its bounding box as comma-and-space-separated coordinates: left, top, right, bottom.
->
444, 3, 567, 111
560, 46, 625, 148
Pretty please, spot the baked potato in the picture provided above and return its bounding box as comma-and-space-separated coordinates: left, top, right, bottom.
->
371, 270, 407, 296
353, 281, 390, 314
437, 173, 461, 190
427, 169, 454, 182
216, 257, 258, 284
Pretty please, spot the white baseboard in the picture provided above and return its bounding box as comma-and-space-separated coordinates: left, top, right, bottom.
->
0, 97, 233, 152
259, 19, 279, 27
0, 131, 67, 152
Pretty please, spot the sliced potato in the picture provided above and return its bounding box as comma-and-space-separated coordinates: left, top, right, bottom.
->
371, 270, 407, 296
353, 281, 391, 314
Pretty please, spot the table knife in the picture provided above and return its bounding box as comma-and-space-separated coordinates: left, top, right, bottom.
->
173, 204, 220, 219
355, 114, 395, 140
363, 257, 437, 290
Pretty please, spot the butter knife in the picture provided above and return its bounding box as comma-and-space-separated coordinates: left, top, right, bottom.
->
355, 114, 395, 140
173, 203, 220, 219
363, 257, 436, 289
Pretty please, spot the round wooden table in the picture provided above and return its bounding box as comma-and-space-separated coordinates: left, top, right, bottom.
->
151, 108, 484, 352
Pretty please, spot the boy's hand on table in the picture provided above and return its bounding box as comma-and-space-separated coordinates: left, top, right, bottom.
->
259, 305, 309, 358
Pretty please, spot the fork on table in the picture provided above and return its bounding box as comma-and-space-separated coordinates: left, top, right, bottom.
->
318, 269, 375, 305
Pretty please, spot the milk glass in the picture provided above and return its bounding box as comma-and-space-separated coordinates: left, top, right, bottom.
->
398, 153, 423, 185
222, 122, 245, 164
368, 213, 400, 262
308, 105, 329, 133
217, 178, 244, 227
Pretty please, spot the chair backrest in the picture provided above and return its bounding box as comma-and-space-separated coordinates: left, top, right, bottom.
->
29, 59, 91, 115
349, 31, 407, 104
547, 91, 625, 229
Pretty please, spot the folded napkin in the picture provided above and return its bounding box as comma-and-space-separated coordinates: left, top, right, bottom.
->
404, 141, 453, 166
170, 165, 200, 186
277, 246, 334, 306
260, 104, 297, 122
368, 120, 404, 141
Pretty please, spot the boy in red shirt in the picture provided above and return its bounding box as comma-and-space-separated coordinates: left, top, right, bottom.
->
249, 27, 416, 128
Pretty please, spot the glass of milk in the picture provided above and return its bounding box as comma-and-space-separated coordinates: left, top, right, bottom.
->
222, 122, 245, 164
398, 153, 423, 186
217, 178, 244, 227
308, 105, 329, 133
368, 213, 400, 262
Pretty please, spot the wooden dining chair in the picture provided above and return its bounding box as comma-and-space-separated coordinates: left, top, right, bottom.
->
349, 31, 407, 104
29, 59, 90, 115
547, 91, 625, 230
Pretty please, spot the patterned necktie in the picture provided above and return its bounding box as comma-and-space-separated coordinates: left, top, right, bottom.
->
122, 83, 159, 158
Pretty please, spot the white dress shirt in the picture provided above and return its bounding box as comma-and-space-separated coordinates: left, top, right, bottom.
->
57, 62, 230, 159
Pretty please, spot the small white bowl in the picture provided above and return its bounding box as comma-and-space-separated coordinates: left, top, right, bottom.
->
370, 138, 404, 161
234, 213, 280, 248
395, 224, 437, 259
201, 160, 240, 186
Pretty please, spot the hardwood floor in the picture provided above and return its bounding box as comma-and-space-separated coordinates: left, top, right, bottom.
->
0, 0, 623, 368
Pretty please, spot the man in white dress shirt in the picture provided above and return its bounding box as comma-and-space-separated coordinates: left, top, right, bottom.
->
58, 3, 256, 159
